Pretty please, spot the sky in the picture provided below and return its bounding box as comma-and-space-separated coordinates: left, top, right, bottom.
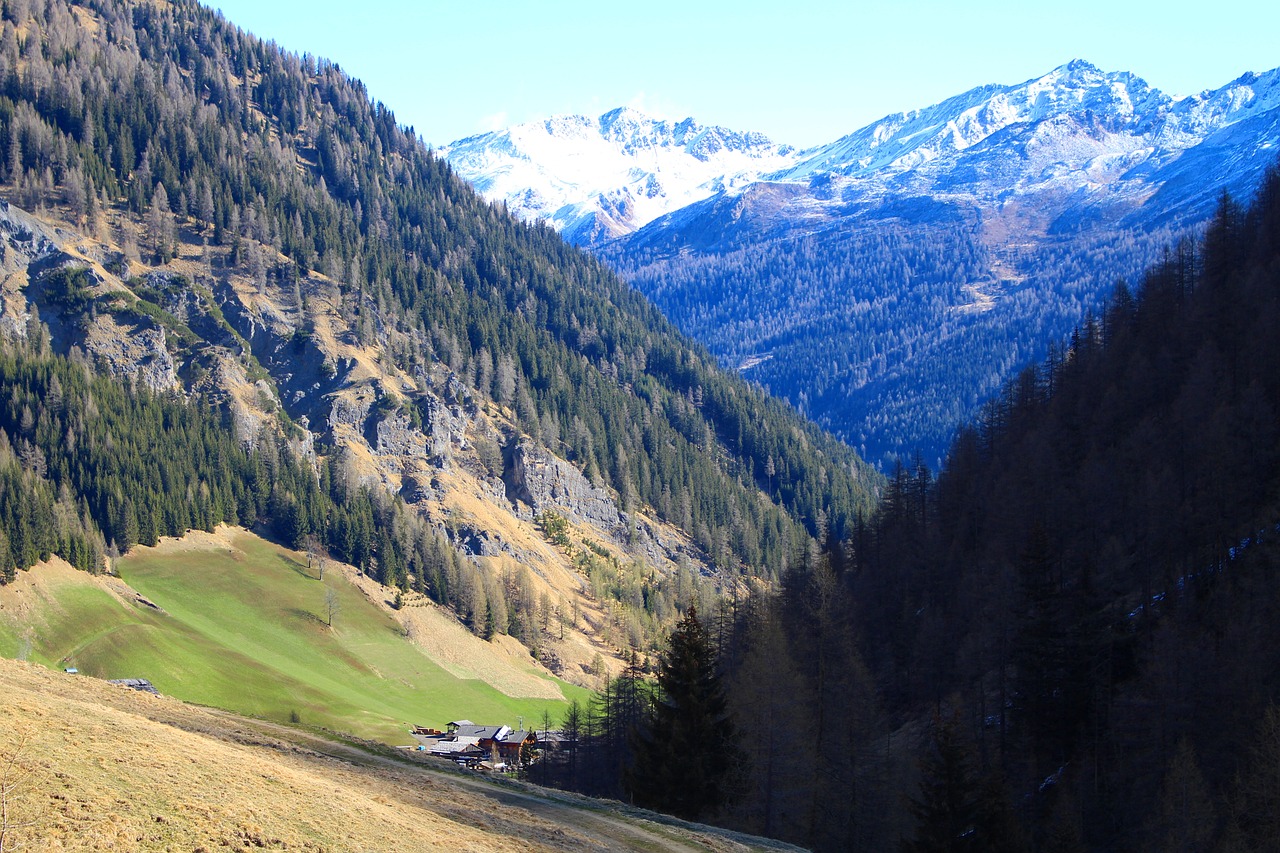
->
211, 1, 1280, 150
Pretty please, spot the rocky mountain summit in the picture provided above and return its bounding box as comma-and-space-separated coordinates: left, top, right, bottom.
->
759, 60, 1280, 232
448, 61, 1280, 246
440, 106, 797, 243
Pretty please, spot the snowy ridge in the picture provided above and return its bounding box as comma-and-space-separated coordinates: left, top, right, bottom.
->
775, 61, 1167, 183
443, 61, 1280, 245
769, 60, 1280, 209
440, 107, 797, 244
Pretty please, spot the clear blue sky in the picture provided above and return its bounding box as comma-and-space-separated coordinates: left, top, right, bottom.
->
211, 1, 1280, 149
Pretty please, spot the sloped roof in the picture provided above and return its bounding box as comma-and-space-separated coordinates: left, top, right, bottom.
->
499, 730, 532, 744
430, 739, 484, 756
453, 724, 510, 740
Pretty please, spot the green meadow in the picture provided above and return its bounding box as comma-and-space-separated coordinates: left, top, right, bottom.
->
0, 531, 587, 743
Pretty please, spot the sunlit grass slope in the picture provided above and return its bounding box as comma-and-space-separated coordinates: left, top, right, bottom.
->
0, 529, 586, 742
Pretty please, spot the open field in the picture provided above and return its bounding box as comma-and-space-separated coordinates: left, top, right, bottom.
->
0, 528, 588, 743
0, 657, 798, 851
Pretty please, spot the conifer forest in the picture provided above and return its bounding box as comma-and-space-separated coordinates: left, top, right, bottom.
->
1, 1, 1279, 851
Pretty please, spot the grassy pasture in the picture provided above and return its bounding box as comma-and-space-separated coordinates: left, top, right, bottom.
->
0, 530, 586, 743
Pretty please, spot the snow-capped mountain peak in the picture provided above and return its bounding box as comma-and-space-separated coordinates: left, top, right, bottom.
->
440, 108, 798, 243
775, 61, 1167, 183
443, 62, 1280, 245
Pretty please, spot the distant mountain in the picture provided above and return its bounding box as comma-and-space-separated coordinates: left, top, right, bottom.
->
445, 61, 1280, 465
440, 108, 797, 244
760, 59, 1280, 228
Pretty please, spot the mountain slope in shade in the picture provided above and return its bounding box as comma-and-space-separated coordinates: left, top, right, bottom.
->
441, 107, 798, 244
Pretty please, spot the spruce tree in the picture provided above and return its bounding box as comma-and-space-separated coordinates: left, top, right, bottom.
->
627, 606, 737, 820
903, 715, 981, 853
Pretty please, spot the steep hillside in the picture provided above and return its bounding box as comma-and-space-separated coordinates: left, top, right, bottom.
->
857, 166, 1280, 851
0, 528, 585, 742
0, 0, 878, 682
698, 165, 1280, 852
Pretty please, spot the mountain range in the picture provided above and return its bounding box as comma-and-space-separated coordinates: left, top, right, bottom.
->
441, 107, 798, 245
444, 61, 1280, 464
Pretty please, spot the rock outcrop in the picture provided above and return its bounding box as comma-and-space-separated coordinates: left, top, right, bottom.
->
81, 313, 179, 393
505, 437, 622, 535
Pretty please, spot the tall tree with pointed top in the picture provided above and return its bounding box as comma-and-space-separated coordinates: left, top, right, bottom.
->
627, 605, 738, 820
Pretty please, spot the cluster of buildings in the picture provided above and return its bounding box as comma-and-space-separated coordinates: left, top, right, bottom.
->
409, 719, 548, 771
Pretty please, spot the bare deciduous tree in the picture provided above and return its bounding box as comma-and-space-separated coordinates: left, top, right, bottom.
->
324, 586, 340, 628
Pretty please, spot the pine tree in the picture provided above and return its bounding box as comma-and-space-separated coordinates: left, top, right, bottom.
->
903, 715, 981, 853
902, 713, 1027, 853
1144, 737, 1215, 853
627, 606, 737, 820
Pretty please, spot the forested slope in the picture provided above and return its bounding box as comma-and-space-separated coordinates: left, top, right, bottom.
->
550, 162, 1280, 851
0, 0, 878, 673
606, 189, 1183, 468
696, 165, 1280, 851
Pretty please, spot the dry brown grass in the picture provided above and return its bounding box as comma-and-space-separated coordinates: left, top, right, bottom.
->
0, 658, 586, 852
343, 566, 564, 699
0, 658, 796, 853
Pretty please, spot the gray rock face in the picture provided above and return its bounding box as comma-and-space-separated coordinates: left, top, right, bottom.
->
0, 203, 60, 344
375, 410, 427, 458
417, 391, 470, 461
0, 206, 180, 394
505, 437, 701, 566
632, 516, 703, 569
0, 200, 57, 261
506, 438, 623, 537
453, 522, 507, 557
153, 275, 202, 326
327, 392, 373, 433
67, 310, 179, 394
398, 472, 437, 504
358, 388, 471, 468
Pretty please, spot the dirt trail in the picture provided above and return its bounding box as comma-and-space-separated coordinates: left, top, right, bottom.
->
206, 710, 801, 853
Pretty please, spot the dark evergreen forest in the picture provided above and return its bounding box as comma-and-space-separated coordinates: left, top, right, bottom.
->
606, 197, 1182, 469
565, 167, 1280, 851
